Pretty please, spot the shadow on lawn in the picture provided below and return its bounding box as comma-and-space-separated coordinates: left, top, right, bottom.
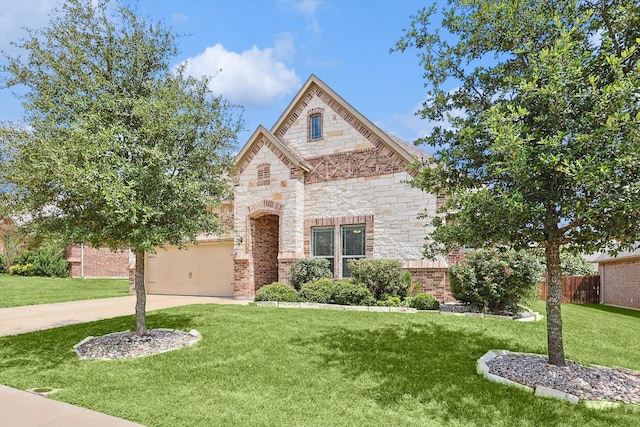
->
300, 321, 633, 426
0, 312, 198, 371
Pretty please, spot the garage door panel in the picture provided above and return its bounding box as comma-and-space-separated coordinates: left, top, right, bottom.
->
146, 241, 234, 296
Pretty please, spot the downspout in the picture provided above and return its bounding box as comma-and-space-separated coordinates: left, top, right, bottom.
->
81, 243, 85, 278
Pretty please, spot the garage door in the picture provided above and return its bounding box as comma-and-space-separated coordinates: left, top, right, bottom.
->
145, 241, 234, 297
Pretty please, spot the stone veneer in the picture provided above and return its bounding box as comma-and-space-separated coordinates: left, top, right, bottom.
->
230, 78, 449, 299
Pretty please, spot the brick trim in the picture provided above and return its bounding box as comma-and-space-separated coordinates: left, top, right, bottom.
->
305, 147, 407, 184
235, 136, 300, 177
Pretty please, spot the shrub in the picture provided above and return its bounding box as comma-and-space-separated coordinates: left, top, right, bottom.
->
299, 279, 335, 303
0, 254, 7, 274
10, 246, 69, 278
332, 280, 374, 306
449, 248, 543, 313
375, 294, 402, 307
8, 263, 34, 276
407, 293, 440, 310
254, 282, 299, 302
347, 259, 411, 299
289, 258, 333, 290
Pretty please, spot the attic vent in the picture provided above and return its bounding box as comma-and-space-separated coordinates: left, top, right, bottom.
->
257, 163, 270, 186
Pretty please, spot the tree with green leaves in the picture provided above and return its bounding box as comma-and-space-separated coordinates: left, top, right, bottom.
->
395, 0, 639, 366
0, 0, 242, 334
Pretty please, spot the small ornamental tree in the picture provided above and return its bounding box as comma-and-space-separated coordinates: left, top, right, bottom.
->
0, 0, 242, 334
395, 0, 640, 365
449, 249, 543, 313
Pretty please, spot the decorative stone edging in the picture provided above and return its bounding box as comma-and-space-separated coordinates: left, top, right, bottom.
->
255, 301, 418, 313
477, 350, 639, 409
440, 310, 543, 322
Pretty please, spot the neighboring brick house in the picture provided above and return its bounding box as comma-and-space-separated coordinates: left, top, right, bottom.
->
594, 246, 640, 310
144, 75, 451, 300
66, 244, 131, 278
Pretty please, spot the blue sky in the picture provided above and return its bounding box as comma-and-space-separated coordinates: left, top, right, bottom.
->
0, 0, 437, 149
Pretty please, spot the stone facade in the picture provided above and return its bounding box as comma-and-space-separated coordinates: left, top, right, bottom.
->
229, 75, 452, 301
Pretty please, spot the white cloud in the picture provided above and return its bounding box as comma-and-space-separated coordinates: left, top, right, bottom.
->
181, 34, 301, 107
0, 0, 57, 54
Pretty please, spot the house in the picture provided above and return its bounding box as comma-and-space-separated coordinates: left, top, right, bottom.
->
593, 245, 640, 310
144, 75, 452, 301
66, 244, 131, 278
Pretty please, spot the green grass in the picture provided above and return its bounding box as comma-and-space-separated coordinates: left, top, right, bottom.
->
0, 303, 638, 426
0, 275, 130, 308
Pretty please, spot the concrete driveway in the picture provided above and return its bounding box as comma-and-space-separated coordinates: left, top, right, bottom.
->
0, 294, 248, 337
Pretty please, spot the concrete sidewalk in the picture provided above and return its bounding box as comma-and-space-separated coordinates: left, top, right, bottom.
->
0, 385, 145, 427
0, 294, 249, 426
0, 294, 248, 337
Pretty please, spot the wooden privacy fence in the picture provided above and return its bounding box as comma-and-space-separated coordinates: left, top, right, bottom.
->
539, 275, 600, 304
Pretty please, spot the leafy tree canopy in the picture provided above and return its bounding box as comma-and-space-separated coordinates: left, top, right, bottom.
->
0, 0, 242, 254
395, 0, 639, 365
0, 0, 243, 333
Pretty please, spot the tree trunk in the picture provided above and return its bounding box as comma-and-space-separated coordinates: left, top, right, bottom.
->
134, 249, 147, 335
544, 242, 565, 366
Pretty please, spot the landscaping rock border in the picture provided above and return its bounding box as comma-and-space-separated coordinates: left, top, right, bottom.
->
477, 350, 640, 409
256, 301, 418, 313
440, 302, 543, 322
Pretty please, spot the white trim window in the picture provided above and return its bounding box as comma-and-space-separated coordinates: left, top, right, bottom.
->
311, 226, 334, 273
310, 114, 322, 140
341, 224, 365, 277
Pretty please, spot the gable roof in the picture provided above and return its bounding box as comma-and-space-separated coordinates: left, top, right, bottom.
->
234, 125, 311, 176
270, 74, 429, 164
592, 243, 640, 263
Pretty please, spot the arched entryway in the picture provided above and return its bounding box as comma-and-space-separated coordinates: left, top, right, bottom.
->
251, 214, 280, 290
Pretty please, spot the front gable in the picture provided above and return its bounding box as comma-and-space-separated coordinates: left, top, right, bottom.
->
269, 74, 426, 183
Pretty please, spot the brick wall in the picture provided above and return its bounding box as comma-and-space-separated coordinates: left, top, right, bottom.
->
233, 258, 253, 298
66, 244, 130, 278
406, 266, 454, 302
601, 258, 640, 310
251, 215, 279, 290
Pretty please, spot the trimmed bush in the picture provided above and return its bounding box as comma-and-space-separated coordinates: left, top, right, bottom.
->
375, 294, 402, 307
332, 280, 374, 306
407, 293, 440, 310
449, 248, 543, 313
289, 258, 333, 290
299, 279, 335, 303
254, 282, 299, 302
347, 259, 411, 299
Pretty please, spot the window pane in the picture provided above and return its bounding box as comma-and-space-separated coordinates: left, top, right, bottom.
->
312, 227, 334, 257
311, 115, 322, 139
342, 225, 365, 256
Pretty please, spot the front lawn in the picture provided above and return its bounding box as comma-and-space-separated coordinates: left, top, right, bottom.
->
0, 303, 638, 426
0, 275, 130, 308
